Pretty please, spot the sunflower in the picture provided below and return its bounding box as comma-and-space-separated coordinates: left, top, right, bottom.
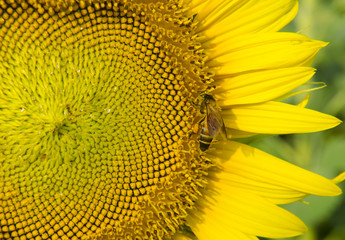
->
0, 0, 343, 239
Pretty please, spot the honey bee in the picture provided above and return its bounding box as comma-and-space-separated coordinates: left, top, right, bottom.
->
197, 94, 227, 151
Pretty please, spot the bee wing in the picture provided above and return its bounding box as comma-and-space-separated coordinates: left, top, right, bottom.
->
206, 104, 226, 138
220, 119, 228, 140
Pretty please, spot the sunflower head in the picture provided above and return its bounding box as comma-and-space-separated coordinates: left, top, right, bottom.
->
0, 0, 216, 239
1, 0, 343, 240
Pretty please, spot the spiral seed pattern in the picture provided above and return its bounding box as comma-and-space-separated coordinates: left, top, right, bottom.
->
0, 0, 211, 239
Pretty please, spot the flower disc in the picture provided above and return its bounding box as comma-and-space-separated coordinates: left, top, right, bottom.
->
0, 1, 209, 239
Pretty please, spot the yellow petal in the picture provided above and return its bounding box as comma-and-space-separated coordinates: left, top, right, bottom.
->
297, 94, 311, 108
188, 185, 307, 239
213, 67, 315, 105
194, 0, 298, 39
333, 172, 345, 184
211, 171, 306, 204
191, 0, 249, 27
207, 33, 327, 75
189, 216, 259, 240
225, 127, 256, 139
209, 141, 342, 201
222, 101, 341, 134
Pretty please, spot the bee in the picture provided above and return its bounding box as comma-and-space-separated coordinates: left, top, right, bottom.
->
197, 94, 227, 151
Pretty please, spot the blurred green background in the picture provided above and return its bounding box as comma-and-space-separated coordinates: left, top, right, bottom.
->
256, 0, 345, 239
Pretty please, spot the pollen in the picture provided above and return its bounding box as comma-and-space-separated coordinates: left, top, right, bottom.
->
0, 0, 211, 239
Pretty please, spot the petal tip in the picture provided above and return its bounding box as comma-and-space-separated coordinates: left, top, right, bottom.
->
330, 117, 342, 128
315, 40, 329, 49
333, 172, 345, 184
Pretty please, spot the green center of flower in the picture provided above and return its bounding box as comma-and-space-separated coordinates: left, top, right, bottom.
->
0, 1, 210, 239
